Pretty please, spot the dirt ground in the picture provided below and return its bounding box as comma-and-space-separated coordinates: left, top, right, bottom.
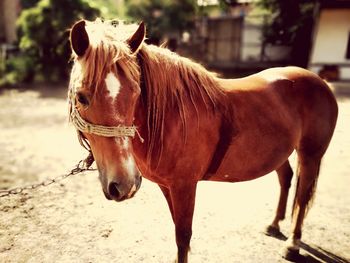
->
0, 84, 349, 263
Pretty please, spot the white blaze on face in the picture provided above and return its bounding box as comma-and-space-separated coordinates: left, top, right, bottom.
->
115, 137, 129, 150
123, 155, 136, 176
121, 137, 129, 150
115, 137, 135, 175
105, 72, 121, 100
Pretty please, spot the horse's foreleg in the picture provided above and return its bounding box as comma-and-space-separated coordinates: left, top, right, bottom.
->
282, 156, 321, 260
170, 183, 197, 263
266, 160, 293, 237
159, 184, 175, 221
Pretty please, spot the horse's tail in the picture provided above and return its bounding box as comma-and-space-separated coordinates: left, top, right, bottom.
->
291, 159, 321, 217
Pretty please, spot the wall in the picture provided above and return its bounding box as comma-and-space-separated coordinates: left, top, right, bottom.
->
241, 20, 261, 62
0, 0, 20, 44
206, 17, 243, 66
309, 8, 350, 80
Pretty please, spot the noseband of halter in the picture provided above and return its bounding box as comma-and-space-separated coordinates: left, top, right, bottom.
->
69, 89, 144, 142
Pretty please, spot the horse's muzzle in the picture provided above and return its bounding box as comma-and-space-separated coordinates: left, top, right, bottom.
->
105, 175, 142, 202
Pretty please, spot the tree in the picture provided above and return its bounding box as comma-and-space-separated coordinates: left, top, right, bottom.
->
256, 0, 319, 67
126, 0, 197, 45
87, 0, 126, 19
9, 0, 100, 83
20, 0, 40, 9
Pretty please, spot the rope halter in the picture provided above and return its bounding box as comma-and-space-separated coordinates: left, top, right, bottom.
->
69, 89, 144, 142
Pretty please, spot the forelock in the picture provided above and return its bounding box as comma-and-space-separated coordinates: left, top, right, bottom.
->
72, 19, 139, 95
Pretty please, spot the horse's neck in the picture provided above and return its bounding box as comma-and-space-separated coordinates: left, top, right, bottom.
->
132, 100, 149, 170
132, 47, 184, 169
132, 46, 230, 170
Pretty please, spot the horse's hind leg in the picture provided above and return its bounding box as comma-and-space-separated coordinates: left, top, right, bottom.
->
266, 160, 293, 237
282, 155, 321, 260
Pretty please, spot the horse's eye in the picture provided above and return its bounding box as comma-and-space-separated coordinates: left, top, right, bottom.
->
76, 92, 89, 106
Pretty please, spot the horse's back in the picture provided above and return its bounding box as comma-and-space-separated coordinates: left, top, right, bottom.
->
223, 66, 338, 137
242, 66, 337, 152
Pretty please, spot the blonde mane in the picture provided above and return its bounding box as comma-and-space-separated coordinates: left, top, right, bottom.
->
137, 45, 230, 164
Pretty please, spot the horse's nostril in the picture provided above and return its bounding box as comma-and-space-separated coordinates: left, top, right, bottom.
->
108, 182, 120, 200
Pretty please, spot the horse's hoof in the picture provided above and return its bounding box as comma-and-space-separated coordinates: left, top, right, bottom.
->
264, 225, 282, 237
174, 259, 187, 263
281, 247, 301, 262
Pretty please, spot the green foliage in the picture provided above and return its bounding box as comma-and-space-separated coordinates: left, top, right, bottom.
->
20, 0, 40, 9
256, 0, 317, 45
0, 59, 6, 86
0, 55, 35, 86
5, 0, 100, 84
218, 0, 239, 12
126, 0, 197, 41
90, 0, 126, 19
255, 0, 319, 67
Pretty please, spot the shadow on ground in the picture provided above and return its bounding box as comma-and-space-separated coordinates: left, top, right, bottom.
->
268, 231, 349, 263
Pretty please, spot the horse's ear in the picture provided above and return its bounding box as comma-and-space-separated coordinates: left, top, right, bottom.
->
70, 20, 89, 57
127, 21, 145, 53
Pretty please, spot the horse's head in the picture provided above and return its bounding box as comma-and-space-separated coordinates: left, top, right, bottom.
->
68, 20, 145, 202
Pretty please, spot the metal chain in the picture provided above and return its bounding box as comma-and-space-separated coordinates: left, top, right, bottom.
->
0, 156, 96, 198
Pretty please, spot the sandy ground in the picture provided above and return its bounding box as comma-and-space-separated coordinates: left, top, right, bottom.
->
0, 84, 349, 263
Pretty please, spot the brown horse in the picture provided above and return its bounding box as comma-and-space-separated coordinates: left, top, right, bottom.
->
68, 19, 338, 262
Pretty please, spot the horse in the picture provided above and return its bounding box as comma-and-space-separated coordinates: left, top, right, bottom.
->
68, 19, 338, 262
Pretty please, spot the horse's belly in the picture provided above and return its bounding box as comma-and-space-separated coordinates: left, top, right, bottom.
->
204, 134, 295, 183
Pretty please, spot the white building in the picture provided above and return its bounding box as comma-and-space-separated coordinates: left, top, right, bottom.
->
309, 1, 350, 81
